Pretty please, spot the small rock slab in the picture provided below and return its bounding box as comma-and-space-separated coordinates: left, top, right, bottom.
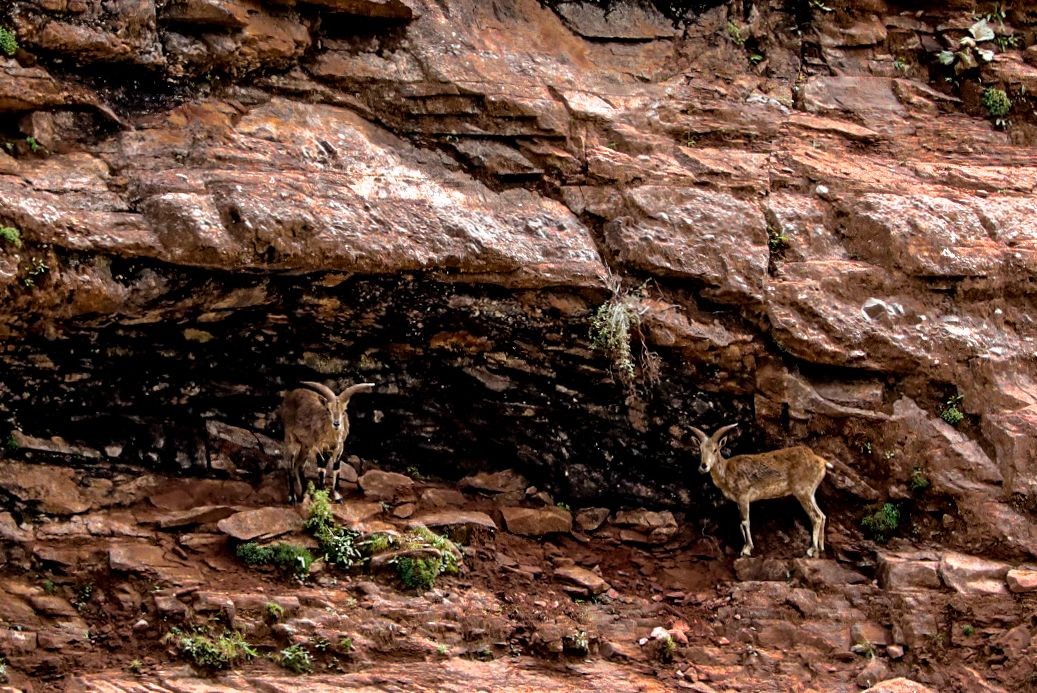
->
419, 487, 466, 508
501, 506, 572, 536
554, 565, 609, 596
28, 594, 78, 618
217, 507, 303, 542
939, 552, 1011, 595
459, 469, 528, 495
157, 505, 239, 529
406, 511, 497, 531
574, 507, 609, 533
0, 460, 92, 514
792, 558, 869, 587
862, 678, 938, 693
611, 509, 677, 544
109, 543, 175, 573
331, 501, 383, 527
877, 552, 941, 591
1006, 568, 1037, 593
359, 470, 416, 502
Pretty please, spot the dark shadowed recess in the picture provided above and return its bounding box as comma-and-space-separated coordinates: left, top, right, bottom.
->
0, 266, 757, 510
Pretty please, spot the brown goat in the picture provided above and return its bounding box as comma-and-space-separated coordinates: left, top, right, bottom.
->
690, 424, 828, 557
280, 381, 375, 504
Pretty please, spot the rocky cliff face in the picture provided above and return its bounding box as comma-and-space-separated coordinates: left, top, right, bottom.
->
1, 0, 1036, 690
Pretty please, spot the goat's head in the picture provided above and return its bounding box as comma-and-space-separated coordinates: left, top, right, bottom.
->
300, 381, 376, 430
688, 423, 738, 474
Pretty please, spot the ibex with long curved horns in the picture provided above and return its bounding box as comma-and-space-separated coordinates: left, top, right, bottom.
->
281, 381, 375, 504
690, 424, 828, 558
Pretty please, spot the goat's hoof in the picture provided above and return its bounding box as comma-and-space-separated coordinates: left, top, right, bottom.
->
333, 493, 344, 504
806, 548, 817, 558
740, 548, 753, 557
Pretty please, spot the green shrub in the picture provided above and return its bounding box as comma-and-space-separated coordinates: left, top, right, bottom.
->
0, 28, 16, 57
982, 87, 1011, 119
276, 644, 312, 674
0, 226, 21, 249
236, 541, 274, 566
362, 533, 396, 555
235, 542, 312, 577
861, 503, 900, 543
962, 623, 975, 637
167, 629, 256, 670
909, 467, 930, 494
127, 658, 143, 674
310, 635, 330, 652
338, 636, 354, 653
306, 487, 361, 568
394, 556, 443, 591
768, 224, 791, 252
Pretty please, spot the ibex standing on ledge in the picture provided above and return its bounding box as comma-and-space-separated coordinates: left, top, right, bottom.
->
281, 381, 375, 504
690, 424, 828, 558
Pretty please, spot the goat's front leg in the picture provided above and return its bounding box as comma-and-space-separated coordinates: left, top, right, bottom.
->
738, 500, 753, 557
316, 451, 327, 490
327, 442, 345, 503
283, 441, 300, 504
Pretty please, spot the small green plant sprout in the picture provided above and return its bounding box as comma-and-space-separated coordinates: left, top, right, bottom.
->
893, 57, 908, 72
42, 578, 56, 594
22, 257, 48, 287
0, 226, 21, 249
4, 432, 18, 453
338, 635, 354, 653
982, 87, 1012, 128
564, 629, 590, 656
941, 394, 965, 426
310, 635, 331, 652
962, 623, 975, 637
590, 275, 658, 390
276, 643, 313, 674
861, 502, 900, 543
768, 222, 791, 252
909, 467, 930, 494
660, 634, 677, 662
25, 137, 40, 154
127, 658, 143, 674
362, 532, 396, 555
436, 643, 448, 656
749, 53, 765, 66
265, 602, 285, 622
165, 628, 257, 670
74, 581, 93, 611
556, 501, 571, 512
0, 27, 16, 57
995, 33, 1020, 51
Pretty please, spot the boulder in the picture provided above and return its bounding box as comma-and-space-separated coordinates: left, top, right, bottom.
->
358, 470, 416, 503
574, 507, 610, 533
406, 511, 497, 531
553, 565, 610, 596
877, 552, 942, 591
500, 506, 572, 536
216, 507, 303, 541
610, 509, 678, 544
1006, 568, 1037, 593
0, 461, 92, 514
459, 469, 528, 495
938, 552, 1011, 595
862, 679, 938, 693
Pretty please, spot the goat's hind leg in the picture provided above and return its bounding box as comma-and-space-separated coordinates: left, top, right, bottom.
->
283, 441, 301, 504
797, 492, 825, 557
738, 500, 754, 557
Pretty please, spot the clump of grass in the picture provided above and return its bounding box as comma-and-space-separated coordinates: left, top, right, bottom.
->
982, 87, 1011, 128
0, 226, 21, 249
962, 623, 975, 637
306, 488, 361, 568
391, 526, 461, 591
338, 636, 354, 654
265, 602, 285, 622
660, 634, 677, 662
909, 467, 930, 494
362, 533, 396, 555
861, 502, 900, 543
235, 541, 313, 578
940, 394, 965, 426
0, 28, 17, 57
768, 222, 791, 252
165, 628, 257, 670
127, 658, 143, 674
276, 643, 312, 674
564, 629, 590, 656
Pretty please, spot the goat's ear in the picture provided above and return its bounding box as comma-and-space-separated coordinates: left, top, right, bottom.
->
718, 436, 729, 449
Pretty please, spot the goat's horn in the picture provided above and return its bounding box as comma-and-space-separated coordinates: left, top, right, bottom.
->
300, 381, 337, 402
688, 425, 708, 443
712, 423, 739, 441
339, 382, 376, 401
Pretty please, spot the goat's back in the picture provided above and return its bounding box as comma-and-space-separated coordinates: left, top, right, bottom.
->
281, 388, 336, 448
724, 446, 827, 501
